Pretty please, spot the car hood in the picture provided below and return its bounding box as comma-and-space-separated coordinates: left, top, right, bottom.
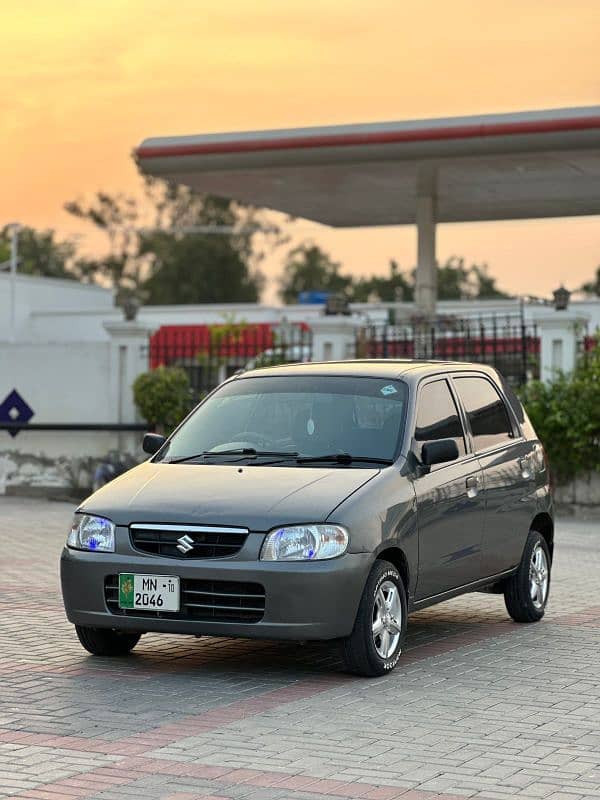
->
80, 461, 380, 530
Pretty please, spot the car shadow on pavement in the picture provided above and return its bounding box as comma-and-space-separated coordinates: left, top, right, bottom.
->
73, 594, 517, 680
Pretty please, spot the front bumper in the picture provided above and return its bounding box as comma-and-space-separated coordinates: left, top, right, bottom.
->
60, 535, 372, 641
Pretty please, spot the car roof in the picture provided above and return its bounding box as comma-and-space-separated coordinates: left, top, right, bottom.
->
238, 359, 499, 383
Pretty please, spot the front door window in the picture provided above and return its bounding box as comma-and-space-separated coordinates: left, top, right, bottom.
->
414, 379, 466, 463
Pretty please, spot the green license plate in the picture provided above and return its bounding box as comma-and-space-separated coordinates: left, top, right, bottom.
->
118, 574, 180, 612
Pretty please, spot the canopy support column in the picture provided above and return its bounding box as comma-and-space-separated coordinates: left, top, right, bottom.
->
414, 187, 437, 319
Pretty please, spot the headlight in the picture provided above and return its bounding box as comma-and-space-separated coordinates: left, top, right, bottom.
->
67, 514, 115, 552
261, 524, 348, 561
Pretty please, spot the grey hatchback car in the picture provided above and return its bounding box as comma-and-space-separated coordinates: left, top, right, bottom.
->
61, 360, 553, 676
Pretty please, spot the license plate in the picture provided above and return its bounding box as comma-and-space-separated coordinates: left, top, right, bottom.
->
118, 574, 180, 612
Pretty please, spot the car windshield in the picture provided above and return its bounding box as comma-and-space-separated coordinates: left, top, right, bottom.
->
157, 375, 408, 466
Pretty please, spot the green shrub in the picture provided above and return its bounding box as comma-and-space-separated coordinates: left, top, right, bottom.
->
133, 366, 191, 434
520, 339, 600, 483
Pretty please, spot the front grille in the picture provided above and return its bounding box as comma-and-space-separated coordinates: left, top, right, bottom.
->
104, 575, 265, 623
130, 524, 248, 559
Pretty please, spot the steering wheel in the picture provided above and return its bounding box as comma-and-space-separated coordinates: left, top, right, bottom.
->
230, 431, 271, 450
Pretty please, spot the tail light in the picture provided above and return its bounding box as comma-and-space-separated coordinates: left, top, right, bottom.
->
539, 444, 554, 493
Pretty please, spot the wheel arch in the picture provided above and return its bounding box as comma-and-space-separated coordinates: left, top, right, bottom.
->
376, 546, 410, 595
531, 512, 554, 561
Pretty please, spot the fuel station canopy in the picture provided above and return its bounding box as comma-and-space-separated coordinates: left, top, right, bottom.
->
136, 106, 600, 314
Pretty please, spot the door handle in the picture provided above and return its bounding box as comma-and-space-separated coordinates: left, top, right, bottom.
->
466, 476, 479, 498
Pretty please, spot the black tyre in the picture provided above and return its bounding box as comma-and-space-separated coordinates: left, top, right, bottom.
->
341, 560, 407, 677
75, 625, 141, 656
504, 530, 551, 623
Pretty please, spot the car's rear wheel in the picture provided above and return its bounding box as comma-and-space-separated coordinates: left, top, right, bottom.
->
75, 625, 141, 656
340, 560, 407, 677
504, 530, 551, 623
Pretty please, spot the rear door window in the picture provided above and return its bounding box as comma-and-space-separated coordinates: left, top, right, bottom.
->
454, 376, 514, 451
414, 379, 466, 461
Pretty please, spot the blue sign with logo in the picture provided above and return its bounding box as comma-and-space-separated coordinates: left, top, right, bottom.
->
0, 390, 35, 437
298, 291, 330, 305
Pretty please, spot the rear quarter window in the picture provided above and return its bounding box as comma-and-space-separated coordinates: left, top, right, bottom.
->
498, 375, 525, 425
454, 376, 514, 451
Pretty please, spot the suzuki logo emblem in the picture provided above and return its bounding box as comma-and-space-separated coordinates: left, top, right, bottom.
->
176, 534, 194, 554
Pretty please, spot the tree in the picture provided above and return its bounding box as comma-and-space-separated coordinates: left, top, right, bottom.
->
353, 260, 414, 302
133, 366, 191, 433
436, 257, 511, 300
520, 335, 600, 483
140, 191, 266, 304
65, 178, 277, 304
336, 256, 509, 304
471, 263, 511, 299
278, 242, 353, 303
64, 191, 147, 294
141, 227, 264, 304
0, 225, 77, 280
437, 257, 471, 299
581, 266, 600, 297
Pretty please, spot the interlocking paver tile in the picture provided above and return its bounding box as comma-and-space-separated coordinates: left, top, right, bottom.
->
0, 497, 599, 800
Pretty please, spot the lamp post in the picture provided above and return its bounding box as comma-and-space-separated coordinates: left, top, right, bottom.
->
552, 285, 571, 311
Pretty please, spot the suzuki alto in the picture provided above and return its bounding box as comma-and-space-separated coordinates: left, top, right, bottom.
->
61, 360, 553, 676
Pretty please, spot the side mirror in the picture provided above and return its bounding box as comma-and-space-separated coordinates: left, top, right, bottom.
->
142, 433, 166, 455
421, 438, 459, 467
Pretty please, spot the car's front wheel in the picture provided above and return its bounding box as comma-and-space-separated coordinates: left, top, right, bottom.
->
504, 530, 551, 623
75, 625, 141, 656
341, 560, 407, 677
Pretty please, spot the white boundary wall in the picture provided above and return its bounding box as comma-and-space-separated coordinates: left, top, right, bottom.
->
0, 325, 148, 494
0, 342, 113, 439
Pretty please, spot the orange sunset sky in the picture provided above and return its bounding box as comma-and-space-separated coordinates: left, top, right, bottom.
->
2, 0, 599, 302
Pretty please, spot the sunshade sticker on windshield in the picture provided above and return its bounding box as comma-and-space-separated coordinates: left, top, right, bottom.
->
380, 384, 398, 396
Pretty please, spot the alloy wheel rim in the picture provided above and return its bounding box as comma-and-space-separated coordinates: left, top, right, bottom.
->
529, 543, 549, 610
372, 580, 402, 659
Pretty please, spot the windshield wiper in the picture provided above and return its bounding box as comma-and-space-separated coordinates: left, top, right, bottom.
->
167, 449, 298, 464
295, 453, 394, 465
166, 450, 392, 466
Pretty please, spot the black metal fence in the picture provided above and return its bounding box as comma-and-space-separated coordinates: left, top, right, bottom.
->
148, 323, 313, 401
357, 314, 541, 387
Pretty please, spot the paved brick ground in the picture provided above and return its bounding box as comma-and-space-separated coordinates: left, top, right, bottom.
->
0, 497, 599, 800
